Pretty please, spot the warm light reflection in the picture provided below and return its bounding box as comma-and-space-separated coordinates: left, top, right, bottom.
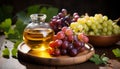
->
38, 51, 51, 58
39, 44, 47, 51
28, 45, 52, 58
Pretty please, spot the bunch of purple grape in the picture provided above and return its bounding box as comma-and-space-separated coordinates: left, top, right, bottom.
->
48, 27, 89, 57
49, 9, 80, 34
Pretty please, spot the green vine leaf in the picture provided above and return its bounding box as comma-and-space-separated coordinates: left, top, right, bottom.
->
89, 53, 109, 65
2, 46, 10, 58
11, 48, 17, 58
112, 48, 120, 57
0, 18, 12, 33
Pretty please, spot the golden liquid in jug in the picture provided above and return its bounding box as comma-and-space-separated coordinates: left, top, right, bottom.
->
23, 28, 54, 50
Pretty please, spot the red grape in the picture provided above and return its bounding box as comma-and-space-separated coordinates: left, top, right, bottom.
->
61, 26, 68, 33
67, 35, 74, 42
65, 28, 73, 36
48, 10, 89, 57
54, 39, 63, 47
78, 33, 89, 43
53, 35, 57, 41
56, 31, 65, 39
83, 36, 89, 43
49, 41, 56, 48
53, 49, 61, 56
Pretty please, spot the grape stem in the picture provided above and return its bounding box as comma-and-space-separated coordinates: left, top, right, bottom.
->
113, 17, 120, 24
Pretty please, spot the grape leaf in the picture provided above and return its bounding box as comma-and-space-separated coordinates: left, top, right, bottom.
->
0, 18, 12, 32
89, 53, 109, 65
14, 40, 22, 49
40, 7, 47, 14
27, 5, 40, 15
16, 11, 28, 23
2, 46, 10, 58
45, 7, 58, 22
112, 48, 120, 57
89, 54, 103, 65
11, 48, 17, 58
0, 5, 13, 22
15, 19, 26, 35
11, 40, 22, 58
102, 57, 109, 64
8, 27, 15, 34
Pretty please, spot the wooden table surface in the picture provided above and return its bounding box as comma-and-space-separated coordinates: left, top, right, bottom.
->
0, 35, 120, 69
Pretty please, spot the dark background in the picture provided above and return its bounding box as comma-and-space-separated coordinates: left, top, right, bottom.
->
0, 0, 120, 20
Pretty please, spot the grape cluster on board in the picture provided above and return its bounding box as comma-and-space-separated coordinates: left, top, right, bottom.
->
49, 9, 80, 34
70, 14, 120, 36
48, 27, 89, 57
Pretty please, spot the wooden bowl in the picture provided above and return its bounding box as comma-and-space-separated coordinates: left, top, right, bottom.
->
17, 42, 95, 66
87, 34, 120, 47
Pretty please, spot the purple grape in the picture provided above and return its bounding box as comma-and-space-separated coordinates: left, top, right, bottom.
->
67, 43, 74, 51
52, 16, 59, 19
79, 46, 86, 52
58, 12, 64, 18
60, 49, 67, 55
69, 48, 78, 57
61, 8, 67, 15
73, 35, 78, 41
73, 12, 79, 16
73, 40, 82, 48
61, 40, 69, 49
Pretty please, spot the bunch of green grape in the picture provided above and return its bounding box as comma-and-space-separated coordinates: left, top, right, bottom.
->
70, 14, 120, 36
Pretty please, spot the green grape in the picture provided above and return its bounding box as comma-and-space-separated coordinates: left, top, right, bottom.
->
98, 30, 102, 33
89, 31, 95, 35
103, 16, 108, 21
70, 13, 120, 36
91, 25, 96, 30
113, 24, 119, 29
107, 20, 113, 25
70, 22, 78, 29
77, 18, 86, 24
103, 27, 107, 33
102, 22, 108, 27
113, 28, 119, 35
96, 32, 100, 36
86, 20, 92, 26
93, 29, 98, 33
107, 31, 112, 36
107, 26, 112, 31
102, 32, 107, 35
83, 24, 89, 32
96, 24, 102, 29
89, 17, 95, 23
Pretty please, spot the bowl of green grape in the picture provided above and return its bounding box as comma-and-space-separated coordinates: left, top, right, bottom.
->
70, 14, 120, 47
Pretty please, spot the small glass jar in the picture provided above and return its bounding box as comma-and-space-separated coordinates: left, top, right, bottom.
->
23, 14, 54, 51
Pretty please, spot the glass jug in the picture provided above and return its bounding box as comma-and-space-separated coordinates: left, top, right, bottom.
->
23, 14, 54, 51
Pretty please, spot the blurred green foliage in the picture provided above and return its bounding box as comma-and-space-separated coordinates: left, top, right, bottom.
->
0, 5, 13, 22
16, 4, 59, 24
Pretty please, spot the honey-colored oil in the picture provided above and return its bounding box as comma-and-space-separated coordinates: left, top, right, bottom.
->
23, 28, 54, 50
